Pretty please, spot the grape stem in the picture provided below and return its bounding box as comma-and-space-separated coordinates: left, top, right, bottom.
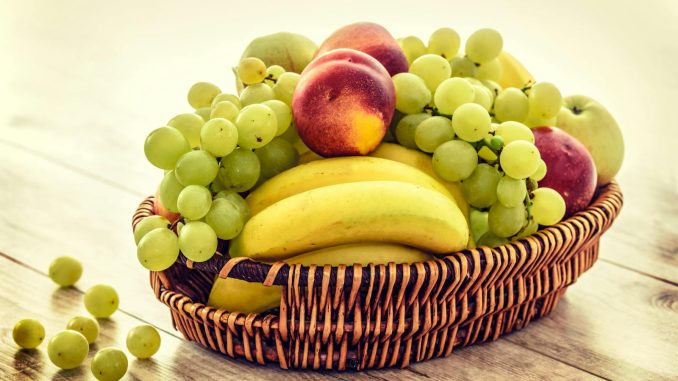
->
520, 80, 535, 93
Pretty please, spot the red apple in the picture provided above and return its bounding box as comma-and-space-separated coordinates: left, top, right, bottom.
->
533, 126, 597, 217
154, 189, 181, 224
292, 48, 395, 157
315, 22, 408, 76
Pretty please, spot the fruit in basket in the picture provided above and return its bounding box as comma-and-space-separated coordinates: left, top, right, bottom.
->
465, 28, 503, 64
530, 187, 566, 226
218, 148, 261, 192
231, 181, 468, 260
205, 198, 244, 240
236, 57, 267, 85
153, 189, 181, 223
177, 185, 212, 220
168, 113, 204, 148
241, 32, 318, 73
497, 52, 534, 89
91, 347, 128, 381
556, 95, 624, 185
246, 156, 455, 215
208, 243, 432, 313
187, 82, 221, 109
137, 228, 180, 271
67, 316, 100, 344
526, 82, 562, 120
234, 104, 278, 149
200, 118, 238, 157
47, 330, 89, 369
315, 22, 408, 76
293, 49, 395, 156
48, 256, 83, 287
533, 126, 597, 216
178, 221, 218, 262
84, 284, 119, 318
12, 319, 45, 349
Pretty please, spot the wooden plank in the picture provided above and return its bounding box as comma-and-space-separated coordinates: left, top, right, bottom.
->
505, 261, 678, 380
1, 253, 602, 380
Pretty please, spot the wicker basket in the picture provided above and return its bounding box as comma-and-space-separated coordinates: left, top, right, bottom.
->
132, 182, 622, 370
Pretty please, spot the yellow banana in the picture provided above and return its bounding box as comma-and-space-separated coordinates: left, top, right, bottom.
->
207, 243, 433, 313
497, 52, 535, 89
246, 156, 454, 216
231, 181, 468, 260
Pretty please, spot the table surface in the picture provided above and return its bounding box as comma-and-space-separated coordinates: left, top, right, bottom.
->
1, 0, 677, 380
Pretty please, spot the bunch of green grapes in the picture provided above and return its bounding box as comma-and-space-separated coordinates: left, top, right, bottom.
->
394, 27, 566, 247
139, 57, 306, 271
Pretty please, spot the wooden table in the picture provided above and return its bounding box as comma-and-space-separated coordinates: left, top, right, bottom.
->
1, 1, 676, 380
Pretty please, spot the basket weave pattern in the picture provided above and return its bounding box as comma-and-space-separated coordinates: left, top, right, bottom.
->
132, 182, 622, 370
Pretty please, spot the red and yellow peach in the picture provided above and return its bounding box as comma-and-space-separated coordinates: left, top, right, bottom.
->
292, 49, 395, 157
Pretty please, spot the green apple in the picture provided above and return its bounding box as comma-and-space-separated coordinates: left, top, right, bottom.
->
241, 32, 317, 74
556, 95, 624, 185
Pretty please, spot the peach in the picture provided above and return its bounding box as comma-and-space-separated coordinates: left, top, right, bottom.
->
292, 49, 395, 157
154, 189, 181, 224
315, 22, 408, 76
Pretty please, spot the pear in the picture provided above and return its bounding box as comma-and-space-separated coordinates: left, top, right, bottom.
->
240, 32, 317, 74
556, 95, 624, 185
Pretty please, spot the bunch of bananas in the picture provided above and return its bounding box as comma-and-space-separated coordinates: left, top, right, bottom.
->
209, 147, 471, 313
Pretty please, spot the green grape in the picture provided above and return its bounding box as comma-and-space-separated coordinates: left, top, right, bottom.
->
478, 146, 498, 163
476, 231, 509, 247
500, 140, 541, 179
67, 316, 99, 344
167, 113, 204, 148
475, 58, 502, 81
461, 163, 500, 208
210, 177, 225, 193
409, 54, 451, 92
488, 202, 526, 237
530, 187, 566, 226
452, 103, 491, 142
433, 77, 474, 115
470, 209, 489, 243
177, 185, 212, 220
450, 56, 477, 77
495, 121, 534, 144
273, 72, 301, 105
428, 27, 460, 59
174, 150, 219, 186
481, 80, 502, 98
84, 284, 119, 318
265, 65, 286, 82
205, 198, 244, 240
194, 107, 212, 122
200, 118, 238, 157
212, 93, 242, 109
255, 137, 299, 178
432, 139, 478, 181
237, 57, 267, 85
392, 73, 431, 114
187, 82, 221, 109
235, 104, 278, 149
214, 190, 250, 221
530, 159, 547, 181
279, 121, 301, 144
159, 170, 183, 212
414, 116, 454, 153
398, 36, 427, 64
494, 88, 529, 122
218, 148, 261, 192
395, 113, 430, 149
465, 28, 503, 64
240, 83, 275, 106
472, 85, 493, 111
497, 175, 527, 208
144, 127, 191, 170
515, 218, 539, 239
465, 77, 482, 85
136, 228, 179, 271
210, 101, 240, 122
489, 135, 504, 151
178, 221, 218, 262
134, 215, 170, 245
91, 347, 128, 381
126, 325, 161, 359
527, 82, 562, 119
262, 99, 293, 136
48, 256, 83, 287
13, 319, 45, 349
47, 330, 88, 369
